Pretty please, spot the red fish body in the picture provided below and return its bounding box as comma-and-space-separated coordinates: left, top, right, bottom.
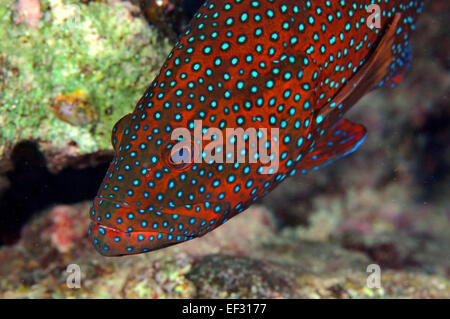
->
89, 0, 424, 256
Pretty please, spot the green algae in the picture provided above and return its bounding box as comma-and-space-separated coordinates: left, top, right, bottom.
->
0, 0, 171, 156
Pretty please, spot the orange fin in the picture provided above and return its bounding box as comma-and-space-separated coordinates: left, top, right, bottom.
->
317, 13, 402, 122
297, 119, 367, 173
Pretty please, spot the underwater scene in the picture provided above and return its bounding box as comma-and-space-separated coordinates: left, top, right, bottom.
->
0, 0, 448, 299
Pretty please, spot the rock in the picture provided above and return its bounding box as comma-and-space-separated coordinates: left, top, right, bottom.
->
0, 0, 171, 159
0, 201, 448, 298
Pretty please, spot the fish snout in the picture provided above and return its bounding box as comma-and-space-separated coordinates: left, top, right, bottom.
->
88, 197, 143, 256
88, 197, 196, 256
88, 219, 188, 257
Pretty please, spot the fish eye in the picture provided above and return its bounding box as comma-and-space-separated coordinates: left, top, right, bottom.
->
166, 140, 195, 171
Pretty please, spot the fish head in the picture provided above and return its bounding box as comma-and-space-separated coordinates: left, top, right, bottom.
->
88, 107, 233, 256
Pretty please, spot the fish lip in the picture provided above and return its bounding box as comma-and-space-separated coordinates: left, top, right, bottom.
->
89, 197, 132, 233
91, 221, 123, 234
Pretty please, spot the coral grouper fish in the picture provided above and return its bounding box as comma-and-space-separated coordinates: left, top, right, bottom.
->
89, 0, 424, 256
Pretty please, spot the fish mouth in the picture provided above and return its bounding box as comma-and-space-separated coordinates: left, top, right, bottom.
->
88, 220, 182, 256
89, 196, 230, 233
88, 196, 230, 256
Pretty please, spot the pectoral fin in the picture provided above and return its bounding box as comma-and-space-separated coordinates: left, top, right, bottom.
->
298, 118, 367, 173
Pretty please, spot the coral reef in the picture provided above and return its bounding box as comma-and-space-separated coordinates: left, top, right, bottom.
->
0, 0, 171, 157
0, 202, 448, 298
